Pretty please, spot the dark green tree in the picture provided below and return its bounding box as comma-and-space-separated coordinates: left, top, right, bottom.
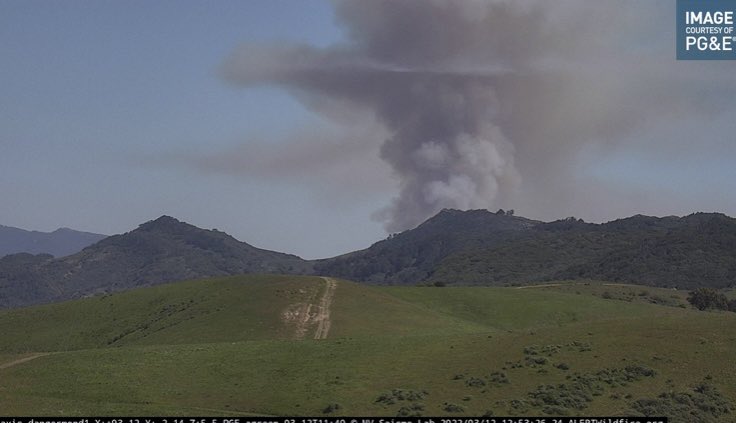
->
687, 288, 728, 311
728, 299, 736, 313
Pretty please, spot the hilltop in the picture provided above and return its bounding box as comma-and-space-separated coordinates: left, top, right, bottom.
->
0, 216, 311, 308
0, 224, 105, 258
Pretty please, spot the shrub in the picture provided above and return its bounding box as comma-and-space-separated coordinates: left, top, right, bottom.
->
465, 377, 486, 387
376, 389, 428, 406
728, 299, 736, 312
489, 371, 510, 384
527, 356, 549, 366
687, 288, 728, 311
630, 383, 733, 421
509, 399, 530, 413
396, 403, 424, 417
529, 383, 593, 411
322, 403, 341, 414
443, 402, 465, 413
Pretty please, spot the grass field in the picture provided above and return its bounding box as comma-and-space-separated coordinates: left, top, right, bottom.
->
0, 275, 734, 420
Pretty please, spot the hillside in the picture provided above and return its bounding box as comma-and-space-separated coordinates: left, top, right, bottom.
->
317, 210, 736, 290
0, 224, 106, 258
0, 275, 480, 353
0, 274, 734, 419
0, 216, 311, 309
314, 209, 539, 283
432, 213, 736, 289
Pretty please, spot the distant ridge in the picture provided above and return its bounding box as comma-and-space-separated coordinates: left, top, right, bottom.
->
2, 210, 736, 309
316, 210, 736, 289
0, 215, 311, 309
0, 224, 106, 258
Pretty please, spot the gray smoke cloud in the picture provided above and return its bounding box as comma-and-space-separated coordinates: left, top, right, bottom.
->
219, 0, 736, 231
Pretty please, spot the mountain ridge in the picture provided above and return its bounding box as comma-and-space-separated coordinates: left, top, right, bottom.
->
2, 209, 736, 309
315, 209, 736, 289
0, 224, 106, 258
314, 208, 540, 283
0, 215, 311, 308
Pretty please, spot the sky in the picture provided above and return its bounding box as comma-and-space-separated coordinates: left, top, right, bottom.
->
2, 0, 736, 259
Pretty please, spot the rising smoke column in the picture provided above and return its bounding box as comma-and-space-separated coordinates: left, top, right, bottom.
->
221, 0, 549, 232
221, 0, 684, 231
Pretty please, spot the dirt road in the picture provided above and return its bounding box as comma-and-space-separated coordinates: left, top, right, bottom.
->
313, 277, 337, 340
0, 353, 50, 370
280, 277, 337, 340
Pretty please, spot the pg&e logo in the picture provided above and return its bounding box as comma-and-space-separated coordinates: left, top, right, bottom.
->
677, 0, 736, 59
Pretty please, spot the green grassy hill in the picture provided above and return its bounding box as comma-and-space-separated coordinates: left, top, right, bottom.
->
1, 274, 734, 420
0, 275, 327, 352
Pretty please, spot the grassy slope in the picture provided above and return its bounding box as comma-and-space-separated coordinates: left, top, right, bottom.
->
380, 285, 690, 331
329, 279, 490, 338
0, 275, 326, 352
512, 281, 690, 304
1, 275, 735, 418
0, 275, 486, 353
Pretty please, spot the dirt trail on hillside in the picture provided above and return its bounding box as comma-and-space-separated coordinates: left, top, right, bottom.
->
280, 277, 337, 340
515, 283, 566, 289
0, 353, 51, 370
602, 283, 641, 288
313, 277, 337, 340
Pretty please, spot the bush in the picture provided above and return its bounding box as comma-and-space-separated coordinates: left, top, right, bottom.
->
322, 403, 341, 414
465, 377, 486, 387
555, 362, 570, 370
630, 383, 733, 421
443, 402, 465, 413
526, 356, 549, 366
728, 299, 736, 312
528, 382, 594, 411
396, 403, 424, 417
687, 288, 728, 311
489, 371, 509, 384
376, 389, 428, 406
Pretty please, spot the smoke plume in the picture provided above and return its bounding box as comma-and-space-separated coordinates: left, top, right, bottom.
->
220, 0, 736, 231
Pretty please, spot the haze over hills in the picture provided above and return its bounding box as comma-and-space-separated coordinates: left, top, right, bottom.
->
0, 224, 106, 258
0, 216, 311, 309
2, 209, 736, 309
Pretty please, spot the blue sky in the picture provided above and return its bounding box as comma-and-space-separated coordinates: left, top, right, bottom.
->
2, 1, 736, 259
1, 0, 384, 258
